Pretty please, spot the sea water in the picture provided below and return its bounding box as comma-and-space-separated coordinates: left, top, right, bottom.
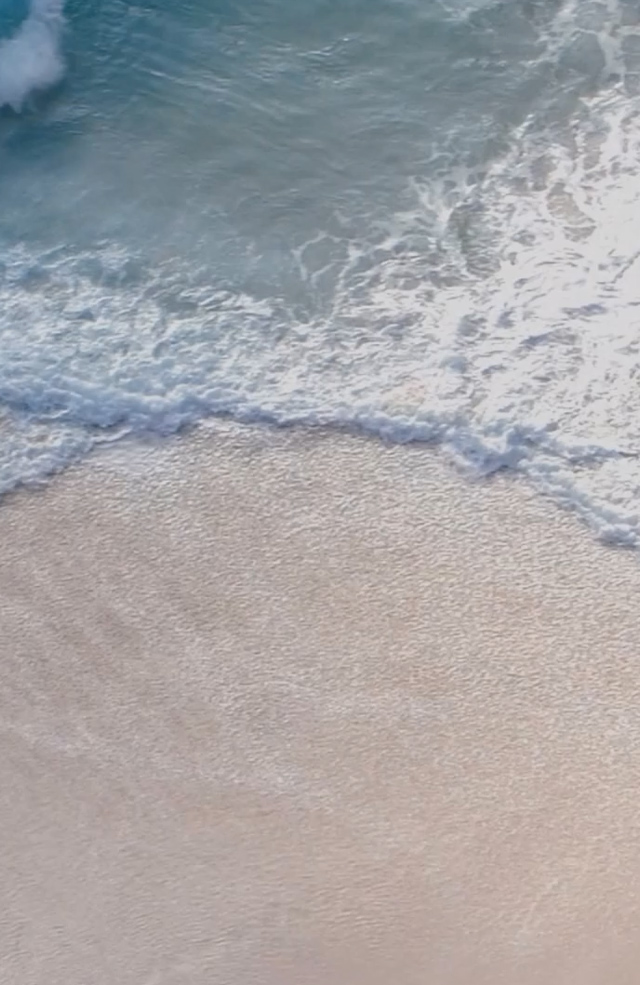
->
2, 0, 640, 543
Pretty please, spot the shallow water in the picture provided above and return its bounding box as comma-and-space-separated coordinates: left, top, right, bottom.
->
2, 0, 640, 543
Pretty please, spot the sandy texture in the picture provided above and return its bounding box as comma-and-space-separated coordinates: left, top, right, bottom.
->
2, 423, 640, 985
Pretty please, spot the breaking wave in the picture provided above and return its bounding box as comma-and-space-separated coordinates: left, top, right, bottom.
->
0, 0, 65, 110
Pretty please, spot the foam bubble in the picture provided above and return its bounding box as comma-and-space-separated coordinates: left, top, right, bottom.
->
0, 0, 65, 111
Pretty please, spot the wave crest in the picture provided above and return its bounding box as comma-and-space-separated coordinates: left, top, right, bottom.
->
0, 0, 65, 111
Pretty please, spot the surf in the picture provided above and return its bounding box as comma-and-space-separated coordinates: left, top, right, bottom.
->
0, 0, 65, 110
2, 0, 640, 548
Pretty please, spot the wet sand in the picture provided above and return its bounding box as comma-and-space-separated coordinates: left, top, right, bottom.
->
2, 423, 640, 985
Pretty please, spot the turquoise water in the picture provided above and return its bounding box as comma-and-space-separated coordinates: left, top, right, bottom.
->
3, 0, 640, 543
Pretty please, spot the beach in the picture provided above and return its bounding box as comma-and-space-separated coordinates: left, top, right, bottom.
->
2, 423, 640, 984
4, 0, 640, 981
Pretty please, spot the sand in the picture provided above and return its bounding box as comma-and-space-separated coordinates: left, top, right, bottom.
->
2, 422, 640, 985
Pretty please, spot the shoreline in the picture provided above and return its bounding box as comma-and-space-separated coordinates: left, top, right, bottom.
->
2, 421, 640, 984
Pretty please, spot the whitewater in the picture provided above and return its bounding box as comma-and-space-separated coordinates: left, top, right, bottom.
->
0, 0, 64, 110
2, 0, 640, 544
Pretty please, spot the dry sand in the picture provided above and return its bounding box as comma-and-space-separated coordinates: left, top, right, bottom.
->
2, 422, 640, 985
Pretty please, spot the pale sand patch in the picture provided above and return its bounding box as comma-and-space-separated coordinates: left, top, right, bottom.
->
2, 423, 640, 985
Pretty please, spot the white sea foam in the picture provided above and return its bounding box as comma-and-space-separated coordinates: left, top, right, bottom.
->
0, 0, 65, 110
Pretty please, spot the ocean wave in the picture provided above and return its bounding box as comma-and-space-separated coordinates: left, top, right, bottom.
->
0, 0, 65, 110
2, 0, 640, 548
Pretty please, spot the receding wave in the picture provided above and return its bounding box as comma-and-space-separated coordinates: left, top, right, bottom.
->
0, 0, 65, 110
